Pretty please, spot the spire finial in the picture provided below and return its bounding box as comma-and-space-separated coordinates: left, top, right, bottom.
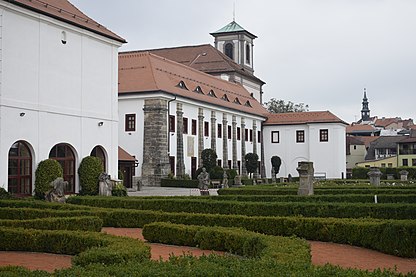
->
363, 87, 367, 99
233, 1, 236, 21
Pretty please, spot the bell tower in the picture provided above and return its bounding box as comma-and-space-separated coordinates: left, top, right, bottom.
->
361, 88, 370, 122
210, 21, 257, 74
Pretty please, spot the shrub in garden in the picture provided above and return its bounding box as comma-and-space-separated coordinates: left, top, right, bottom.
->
245, 153, 259, 178
209, 166, 224, 180
112, 183, 128, 197
0, 188, 12, 199
34, 159, 63, 199
201, 148, 217, 172
78, 156, 103, 196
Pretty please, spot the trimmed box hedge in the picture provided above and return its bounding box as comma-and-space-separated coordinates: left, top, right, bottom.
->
218, 187, 416, 195
66, 196, 416, 220
161, 178, 199, 188
0, 227, 150, 266
143, 222, 311, 265
0, 216, 102, 232
1, 207, 415, 257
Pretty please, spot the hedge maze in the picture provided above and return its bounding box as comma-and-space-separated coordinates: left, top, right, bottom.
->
0, 182, 415, 276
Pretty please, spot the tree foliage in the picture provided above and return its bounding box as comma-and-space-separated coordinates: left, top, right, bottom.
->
78, 156, 104, 196
245, 153, 259, 177
271, 156, 282, 176
34, 159, 63, 199
264, 98, 309, 113
201, 148, 217, 172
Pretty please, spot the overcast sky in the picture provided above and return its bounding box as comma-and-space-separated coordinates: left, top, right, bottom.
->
71, 0, 416, 124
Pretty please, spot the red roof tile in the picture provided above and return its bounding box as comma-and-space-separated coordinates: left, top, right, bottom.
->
118, 147, 136, 162
346, 124, 377, 133
264, 111, 347, 126
8, 0, 125, 43
118, 52, 268, 117
121, 44, 265, 85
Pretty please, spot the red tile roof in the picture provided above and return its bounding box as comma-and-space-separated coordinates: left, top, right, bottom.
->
264, 111, 347, 126
121, 44, 265, 85
8, 0, 126, 43
356, 136, 380, 148
118, 147, 136, 162
346, 124, 377, 133
118, 52, 268, 117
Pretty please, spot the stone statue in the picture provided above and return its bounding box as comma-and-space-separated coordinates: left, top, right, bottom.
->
234, 174, 242, 187
99, 172, 112, 196
45, 177, 67, 203
197, 168, 210, 195
222, 171, 229, 188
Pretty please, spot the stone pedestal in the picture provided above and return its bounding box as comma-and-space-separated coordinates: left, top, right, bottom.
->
271, 168, 276, 183
367, 167, 382, 186
234, 175, 242, 187
296, 162, 314, 196
400, 170, 409, 181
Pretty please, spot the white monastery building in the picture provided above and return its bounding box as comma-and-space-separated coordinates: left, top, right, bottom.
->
0, 0, 125, 195
263, 111, 348, 179
118, 52, 268, 186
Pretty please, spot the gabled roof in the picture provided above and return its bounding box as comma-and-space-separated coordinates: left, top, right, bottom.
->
118, 52, 268, 117
210, 21, 257, 39
118, 147, 136, 162
346, 124, 378, 134
121, 44, 265, 85
7, 0, 126, 43
264, 111, 347, 126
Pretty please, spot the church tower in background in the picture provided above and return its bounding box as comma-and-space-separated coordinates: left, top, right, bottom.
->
361, 88, 370, 122
210, 21, 257, 74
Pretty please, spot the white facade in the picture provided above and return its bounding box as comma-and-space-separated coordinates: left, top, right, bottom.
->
263, 123, 347, 179
0, 2, 122, 193
119, 93, 264, 178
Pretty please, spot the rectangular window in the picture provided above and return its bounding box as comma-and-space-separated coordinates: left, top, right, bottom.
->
249, 129, 253, 142
191, 119, 197, 135
204, 121, 209, 137
169, 156, 175, 175
228, 160, 232, 169
183, 117, 188, 134
403, 159, 409, 166
381, 163, 386, 168
237, 161, 241, 173
245, 129, 249, 141
217, 159, 222, 167
271, 131, 279, 143
125, 114, 136, 132
258, 131, 261, 143
388, 163, 393, 168
169, 115, 175, 132
296, 130, 305, 143
320, 129, 329, 142
412, 159, 416, 166
237, 127, 241, 140
217, 123, 222, 138
228, 125, 232, 139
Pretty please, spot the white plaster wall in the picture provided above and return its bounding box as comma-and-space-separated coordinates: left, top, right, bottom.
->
263, 123, 346, 179
119, 92, 265, 178
0, 4, 121, 191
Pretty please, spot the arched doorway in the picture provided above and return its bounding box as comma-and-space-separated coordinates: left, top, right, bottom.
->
90, 146, 106, 172
8, 141, 32, 195
49, 144, 75, 193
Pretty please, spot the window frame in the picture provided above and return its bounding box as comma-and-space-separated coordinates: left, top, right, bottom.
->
271, 131, 280, 143
191, 119, 197, 136
125, 114, 136, 132
204, 121, 209, 137
320, 129, 329, 142
296, 130, 305, 143
217, 123, 222, 138
169, 115, 175, 132
183, 117, 188, 134
237, 127, 241, 140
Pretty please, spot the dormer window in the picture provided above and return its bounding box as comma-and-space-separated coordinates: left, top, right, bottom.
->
221, 94, 230, 102
234, 98, 241, 105
194, 86, 204, 94
244, 101, 252, 107
208, 90, 217, 98
177, 81, 188, 90
225, 43, 234, 60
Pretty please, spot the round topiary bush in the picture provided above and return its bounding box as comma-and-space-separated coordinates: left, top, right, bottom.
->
34, 159, 63, 199
78, 156, 104, 196
209, 166, 224, 180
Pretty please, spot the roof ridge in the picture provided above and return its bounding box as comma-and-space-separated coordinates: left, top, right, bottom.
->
120, 44, 212, 54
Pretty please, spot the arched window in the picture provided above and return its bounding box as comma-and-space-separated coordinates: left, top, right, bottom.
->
91, 146, 106, 172
8, 141, 32, 195
246, 44, 251, 64
49, 144, 75, 194
225, 43, 234, 60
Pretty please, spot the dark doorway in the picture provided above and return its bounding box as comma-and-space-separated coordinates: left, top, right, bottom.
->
191, 157, 197, 179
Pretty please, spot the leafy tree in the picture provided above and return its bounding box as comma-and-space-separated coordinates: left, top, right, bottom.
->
34, 159, 63, 199
245, 153, 259, 178
271, 156, 282, 177
201, 148, 217, 172
264, 98, 309, 113
78, 156, 104, 196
